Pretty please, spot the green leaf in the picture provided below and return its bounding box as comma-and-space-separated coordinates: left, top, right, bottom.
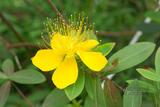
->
104, 80, 122, 107
84, 77, 107, 107
127, 80, 157, 93
85, 73, 96, 99
29, 89, 50, 103
108, 42, 155, 73
0, 80, 4, 85
155, 47, 160, 73
9, 69, 46, 84
0, 72, 7, 80
84, 96, 95, 107
155, 47, 160, 89
137, 68, 160, 82
94, 42, 115, 56
65, 70, 85, 100
0, 81, 11, 107
2, 59, 14, 75
145, 11, 160, 23
42, 89, 69, 107
123, 81, 142, 107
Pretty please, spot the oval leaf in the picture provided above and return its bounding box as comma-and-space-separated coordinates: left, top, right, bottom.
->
84, 96, 94, 107
123, 81, 142, 107
155, 47, 160, 73
2, 59, 14, 75
145, 11, 160, 23
65, 70, 85, 100
0, 81, 11, 107
108, 42, 155, 73
155, 47, 160, 89
85, 77, 107, 107
9, 69, 46, 84
42, 89, 69, 107
127, 80, 156, 93
0, 72, 7, 80
94, 42, 115, 56
137, 68, 160, 82
85, 73, 96, 99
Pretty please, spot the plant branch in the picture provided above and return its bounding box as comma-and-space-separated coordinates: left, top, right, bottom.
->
24, 0, 49, 17
12, 83, 34, 107
7, 42, 44, 49
46, 0, 67, 23
0, 36, 22, 69
0, 12, 25, 42
96, 31, 135, 37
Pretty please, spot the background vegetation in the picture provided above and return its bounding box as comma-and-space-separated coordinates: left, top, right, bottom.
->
0, 0, 160, 107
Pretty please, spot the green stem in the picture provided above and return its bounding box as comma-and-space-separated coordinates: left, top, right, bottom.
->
12, 83, 34, 107
72, 99, 81, 107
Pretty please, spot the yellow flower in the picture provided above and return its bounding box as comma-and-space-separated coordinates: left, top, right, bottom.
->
31, 17, 108, 89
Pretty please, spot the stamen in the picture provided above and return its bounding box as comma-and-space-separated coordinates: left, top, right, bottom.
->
42, 13, 95, 49
41, 35, 50, 48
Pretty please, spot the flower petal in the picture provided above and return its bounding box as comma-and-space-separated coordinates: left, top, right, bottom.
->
32, 49, 63, 71
77, 40, 99, 51
52, 56, 78, 89
77, 51, 108, 71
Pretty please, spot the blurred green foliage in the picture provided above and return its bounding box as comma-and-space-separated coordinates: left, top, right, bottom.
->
1, 0, 160, 107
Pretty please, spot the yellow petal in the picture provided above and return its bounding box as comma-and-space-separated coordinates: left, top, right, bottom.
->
77, 51, 108, 71
32, 49, 63, 71
77, 40, 99, 51
52, 56, 78, 89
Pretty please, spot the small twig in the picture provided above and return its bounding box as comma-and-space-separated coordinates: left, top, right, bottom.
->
0, 36, 22, 69
0, 12, 25, 42
0, 12, 33, 53
7, 42, 43, 49
24, 0, 49, 17
46, 0, 67, 23
96, 31, 136, 37
113, 81, 125, 92
10, 50, 22, 70
12, 83, 34, 107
